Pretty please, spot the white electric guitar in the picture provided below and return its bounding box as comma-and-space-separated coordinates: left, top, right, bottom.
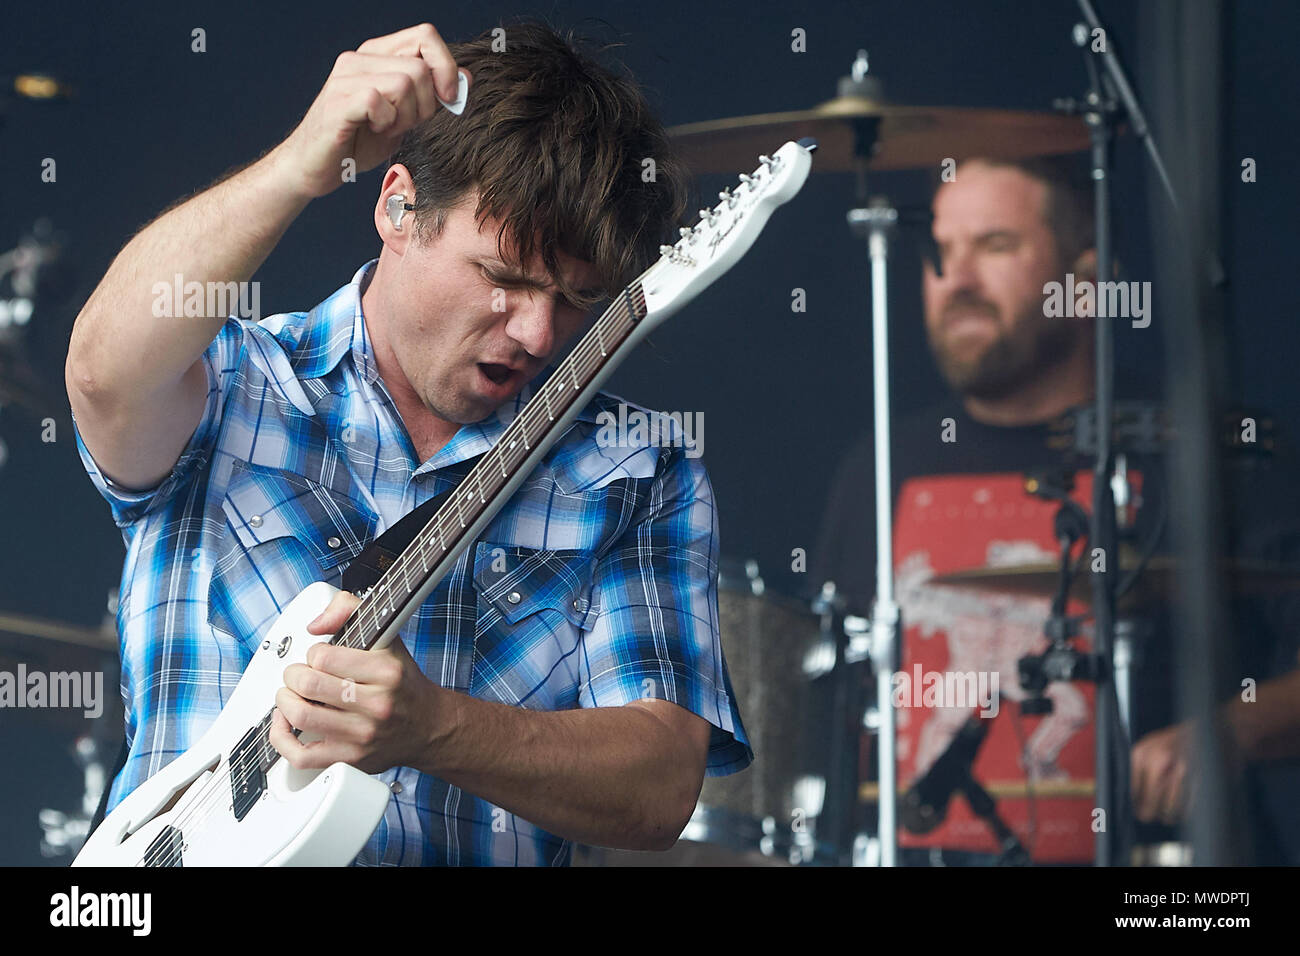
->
74, 138, 816, 866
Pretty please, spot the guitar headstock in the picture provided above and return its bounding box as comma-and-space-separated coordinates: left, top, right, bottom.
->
639, 138, 816, 326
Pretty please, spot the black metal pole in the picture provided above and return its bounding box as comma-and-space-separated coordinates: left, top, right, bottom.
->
1076, 14, 1119, 868
1143, 0, 1247, 866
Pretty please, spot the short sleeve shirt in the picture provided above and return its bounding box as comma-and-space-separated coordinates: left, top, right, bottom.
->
75, 259, 751, 865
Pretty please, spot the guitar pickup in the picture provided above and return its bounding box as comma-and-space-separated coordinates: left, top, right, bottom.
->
229, 719, 270, 821
142, 825, 184, 867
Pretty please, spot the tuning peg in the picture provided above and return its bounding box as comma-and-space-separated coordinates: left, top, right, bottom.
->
659, 245, 675, 257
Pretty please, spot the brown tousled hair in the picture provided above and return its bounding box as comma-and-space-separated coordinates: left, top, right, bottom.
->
389, 18, 691, 307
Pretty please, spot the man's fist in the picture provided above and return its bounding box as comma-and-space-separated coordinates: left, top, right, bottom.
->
274, 23, 471, 200
268, 586, 448, 775
1131, 722, 1193, 824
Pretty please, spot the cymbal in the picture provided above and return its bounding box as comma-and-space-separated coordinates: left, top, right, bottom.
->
668, 95, 1091, 174
0, 610, 116, 652
932, 556, 1300, 605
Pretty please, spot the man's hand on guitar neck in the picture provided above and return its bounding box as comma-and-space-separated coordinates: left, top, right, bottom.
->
268, 589, 712, 852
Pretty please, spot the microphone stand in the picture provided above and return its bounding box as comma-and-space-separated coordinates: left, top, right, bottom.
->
901, 715, 1031, 866
960, 777, 1032, 867
1054, 0, 1234, 869
839, 50, 944, 869
1074, 11, 1122, 870
1047, 0, 1222, 868
837, 49, 902, 869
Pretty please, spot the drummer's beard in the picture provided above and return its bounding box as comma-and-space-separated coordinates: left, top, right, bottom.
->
927, 291, 1080, 401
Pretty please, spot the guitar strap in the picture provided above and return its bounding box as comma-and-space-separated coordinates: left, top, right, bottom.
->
341, 456, 484, 592
85, 454, 485, 841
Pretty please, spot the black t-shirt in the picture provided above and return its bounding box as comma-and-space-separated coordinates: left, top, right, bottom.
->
811, 404, 1107, 613
810, 399, 1300, 863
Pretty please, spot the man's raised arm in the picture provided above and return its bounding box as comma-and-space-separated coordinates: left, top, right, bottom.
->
66, 23, 466, 490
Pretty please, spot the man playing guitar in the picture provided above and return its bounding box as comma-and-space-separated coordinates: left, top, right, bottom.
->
67, 20, 750, 866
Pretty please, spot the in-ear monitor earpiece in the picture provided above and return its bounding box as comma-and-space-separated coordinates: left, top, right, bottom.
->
386, 195, 415, 229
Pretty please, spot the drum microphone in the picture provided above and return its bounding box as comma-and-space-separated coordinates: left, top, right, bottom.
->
899, 715, 989, 834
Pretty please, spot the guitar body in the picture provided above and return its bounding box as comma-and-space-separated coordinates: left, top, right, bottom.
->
73, 582, 391, 866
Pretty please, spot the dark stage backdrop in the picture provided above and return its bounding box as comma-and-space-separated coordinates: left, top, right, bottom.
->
0, 0, 1295, 863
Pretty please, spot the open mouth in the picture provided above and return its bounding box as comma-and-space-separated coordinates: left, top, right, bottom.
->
477, 362, 517, 387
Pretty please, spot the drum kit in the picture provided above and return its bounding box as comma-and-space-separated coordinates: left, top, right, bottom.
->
576, 543, 1297, 867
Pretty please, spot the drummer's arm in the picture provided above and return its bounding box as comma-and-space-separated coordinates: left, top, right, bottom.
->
1223, 664, 1300, 762
1130, 663, 1300, 822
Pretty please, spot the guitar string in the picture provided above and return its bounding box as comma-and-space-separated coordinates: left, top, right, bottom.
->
131, 277, 658, 865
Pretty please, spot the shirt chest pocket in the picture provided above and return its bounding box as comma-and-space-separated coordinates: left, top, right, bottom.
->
209, 459, 376, 653
470, 542, 600, 709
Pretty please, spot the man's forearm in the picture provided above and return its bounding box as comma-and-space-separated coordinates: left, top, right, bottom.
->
67, 144, 310, 405
1225, 669, 1300, 762
417, 689, 700, 851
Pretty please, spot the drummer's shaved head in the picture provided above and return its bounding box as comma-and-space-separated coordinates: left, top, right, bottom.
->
936, 155, 1095, 270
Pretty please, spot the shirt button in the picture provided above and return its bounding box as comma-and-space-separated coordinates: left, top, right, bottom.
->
248, 515, 263, 528
390, 781, 403, 794
507, 591, 521, 604
326, 536, 342, 549
572, 600, 582, 611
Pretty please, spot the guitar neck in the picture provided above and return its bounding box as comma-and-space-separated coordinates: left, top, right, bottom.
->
331, 278, 652, 654
326, 136, 817, 653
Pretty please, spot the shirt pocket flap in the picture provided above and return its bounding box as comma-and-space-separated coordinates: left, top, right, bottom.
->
221, 458, 375, 571
473, 543, 598, 629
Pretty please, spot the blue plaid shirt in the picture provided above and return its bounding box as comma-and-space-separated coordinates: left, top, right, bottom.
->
75, 259, 751, 866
